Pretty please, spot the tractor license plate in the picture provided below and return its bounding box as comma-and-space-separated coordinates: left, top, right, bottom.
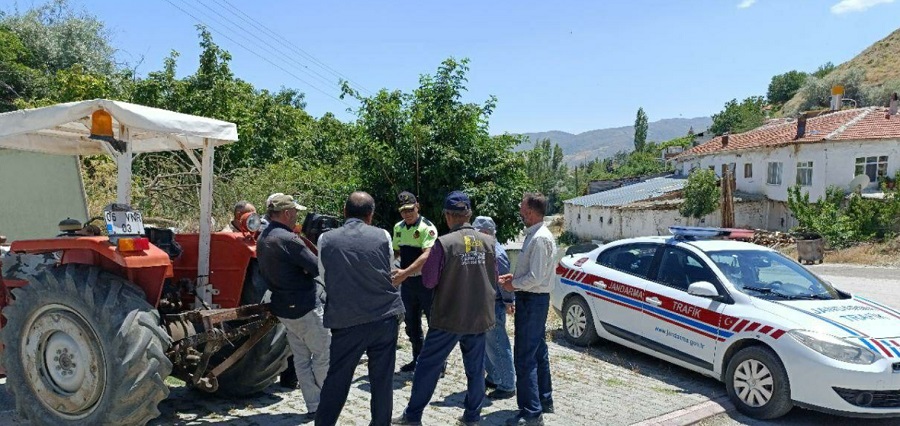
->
105, 210, 145, 236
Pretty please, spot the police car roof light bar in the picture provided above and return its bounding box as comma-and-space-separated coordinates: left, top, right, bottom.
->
669, 226, 732, 240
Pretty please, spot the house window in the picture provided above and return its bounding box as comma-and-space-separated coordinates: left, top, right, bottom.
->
744, 163, 753, 178
767, 162, 783, 185
855, 156, 888, 182
796, 161, 813, 186
588, 214, 592, 222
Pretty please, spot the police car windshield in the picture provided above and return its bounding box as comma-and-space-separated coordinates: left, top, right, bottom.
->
706, 250, 841, 300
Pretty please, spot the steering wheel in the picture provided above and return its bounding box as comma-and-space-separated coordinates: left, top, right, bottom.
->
769, 281, 783, 289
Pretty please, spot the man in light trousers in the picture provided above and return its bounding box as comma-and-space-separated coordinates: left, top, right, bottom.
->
257, 194, 331, 422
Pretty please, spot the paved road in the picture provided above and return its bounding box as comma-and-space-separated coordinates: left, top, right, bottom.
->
808, 263, 900, 307
0, 263, 896, 425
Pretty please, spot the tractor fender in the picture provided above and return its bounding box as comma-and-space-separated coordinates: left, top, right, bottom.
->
8, 237, 172, 306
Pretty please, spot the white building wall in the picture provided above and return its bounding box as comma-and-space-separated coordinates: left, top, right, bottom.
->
677, 139, 900, 202
564, 200, 772, 243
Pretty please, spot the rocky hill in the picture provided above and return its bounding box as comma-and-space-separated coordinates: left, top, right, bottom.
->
518, 116, 711, 165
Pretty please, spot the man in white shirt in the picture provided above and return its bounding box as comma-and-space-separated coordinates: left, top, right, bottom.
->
500, 193, 557, 426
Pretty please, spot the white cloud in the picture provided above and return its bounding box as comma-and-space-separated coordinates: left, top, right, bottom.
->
831, 0, 895, 14
737, 0, 757, 8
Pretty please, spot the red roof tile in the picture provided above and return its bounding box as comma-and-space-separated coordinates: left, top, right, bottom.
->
678, 107, 900, 159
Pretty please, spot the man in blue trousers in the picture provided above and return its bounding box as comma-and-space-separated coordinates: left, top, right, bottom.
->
393, 191, 498, 426
473, 215, 516, 400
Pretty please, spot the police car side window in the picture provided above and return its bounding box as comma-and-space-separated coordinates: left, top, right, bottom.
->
655, 247, 719, 292
596, 244, 656, 280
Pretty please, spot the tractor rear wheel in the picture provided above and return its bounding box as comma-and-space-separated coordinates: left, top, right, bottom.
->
211, 261, 290, 398
0, 264, 172, 425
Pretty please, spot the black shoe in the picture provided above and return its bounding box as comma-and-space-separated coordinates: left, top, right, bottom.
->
541, 399, 554, 414
399, 361, 416, 373
279, 379, 298, 389
488, 389, 516, 400
300, 411, 316, 423
392, 414, 422, 425
505, 414, 543, 426
485, 379, 498, 389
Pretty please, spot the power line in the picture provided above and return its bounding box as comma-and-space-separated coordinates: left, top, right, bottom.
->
170, 0, 343, 100
215, 0, 373, 96
161, 0, 352, 109
192, 0, 340, 91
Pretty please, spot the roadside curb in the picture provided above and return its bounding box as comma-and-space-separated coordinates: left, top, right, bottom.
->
631, 395, 735, 426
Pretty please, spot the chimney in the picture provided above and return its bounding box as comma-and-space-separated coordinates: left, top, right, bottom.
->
796, 114, 807, 139
721, 133, 729, 147
830, 85, 844, 111
890, 92, 898, 116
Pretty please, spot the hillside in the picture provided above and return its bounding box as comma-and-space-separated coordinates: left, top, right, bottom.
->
518, 116, 711, 165
783, 27, 900, 113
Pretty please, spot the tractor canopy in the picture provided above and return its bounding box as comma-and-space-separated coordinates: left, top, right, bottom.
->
0, 99, 239, 308
0, 99, 237, 155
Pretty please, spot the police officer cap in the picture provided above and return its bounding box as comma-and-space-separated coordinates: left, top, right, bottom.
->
398, 191, 417, 211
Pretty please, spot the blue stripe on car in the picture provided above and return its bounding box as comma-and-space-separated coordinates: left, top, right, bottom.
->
560, 278, 733, 339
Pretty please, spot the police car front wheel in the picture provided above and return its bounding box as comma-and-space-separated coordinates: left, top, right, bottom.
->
725, 346, 793, 419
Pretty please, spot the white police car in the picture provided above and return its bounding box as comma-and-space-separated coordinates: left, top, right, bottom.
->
551, 227, 900, 420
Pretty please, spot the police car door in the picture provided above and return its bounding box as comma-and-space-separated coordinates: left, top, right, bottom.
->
640, 245, 725, 372
580, 243, 658, 335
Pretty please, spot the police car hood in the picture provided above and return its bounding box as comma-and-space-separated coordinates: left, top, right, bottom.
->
753, 296, 900, 340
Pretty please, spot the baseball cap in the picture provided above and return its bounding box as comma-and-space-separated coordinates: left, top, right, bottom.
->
266, 192, 284, 207
472, 216, 496, 233
397, 191, 417, 211
443, 190, 471, 212
267, 193, 307, 212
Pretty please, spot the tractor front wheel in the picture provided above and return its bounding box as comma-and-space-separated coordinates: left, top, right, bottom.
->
0, 264, 172, 425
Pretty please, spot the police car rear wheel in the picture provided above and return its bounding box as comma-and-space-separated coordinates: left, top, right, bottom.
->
725, 346, 792, 419
562, 296, 598, 346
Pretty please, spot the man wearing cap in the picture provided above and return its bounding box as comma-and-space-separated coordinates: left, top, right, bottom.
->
393, 191, 497, 426
391, 191, 439, 373
473, 215, 516, 400
257, 194, 330, 421
499, 193, 557, 426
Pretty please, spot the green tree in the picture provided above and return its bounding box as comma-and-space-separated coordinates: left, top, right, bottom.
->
633, 107, 648, 152
1, 0, 116, 75
342, 58, 528, 242
525, 138, 568, 214
812, 62, 836, 79
793, 67, 866, 114
767, 70, 807, 105
709, 96, 767, 136
680, 168, 720, 223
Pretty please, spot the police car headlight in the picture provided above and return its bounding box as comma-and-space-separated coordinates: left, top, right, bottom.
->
788, 330, 879, 365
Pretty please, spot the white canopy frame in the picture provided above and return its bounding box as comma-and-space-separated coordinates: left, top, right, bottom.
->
0, 99, 239, 308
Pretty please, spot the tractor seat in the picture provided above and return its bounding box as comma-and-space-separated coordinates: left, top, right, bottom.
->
145, 227, 183, 260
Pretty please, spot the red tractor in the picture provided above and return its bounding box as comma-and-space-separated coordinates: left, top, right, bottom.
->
0, 100, 288, 425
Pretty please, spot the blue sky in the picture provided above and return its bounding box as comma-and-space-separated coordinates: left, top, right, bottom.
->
11, 0, 900, 134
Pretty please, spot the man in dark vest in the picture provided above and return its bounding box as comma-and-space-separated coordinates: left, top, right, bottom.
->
393, 191, 497, 426
315, 192, 405, 426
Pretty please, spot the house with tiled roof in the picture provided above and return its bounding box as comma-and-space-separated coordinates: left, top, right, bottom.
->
672, 106, 900, 230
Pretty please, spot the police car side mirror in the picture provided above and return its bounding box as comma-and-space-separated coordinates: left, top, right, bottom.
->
688, 281, 721, 299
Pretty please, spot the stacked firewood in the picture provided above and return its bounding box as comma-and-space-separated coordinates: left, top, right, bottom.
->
751, 230, 795, 247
